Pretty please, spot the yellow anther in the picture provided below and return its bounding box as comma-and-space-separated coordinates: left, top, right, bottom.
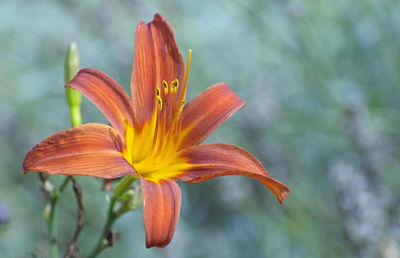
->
156, 96, 163, 111
170, 79, 179, 93
162, 80, 168, 94
156, 87, 162, 110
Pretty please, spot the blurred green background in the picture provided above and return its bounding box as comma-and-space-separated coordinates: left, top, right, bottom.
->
1, 0, 400, 257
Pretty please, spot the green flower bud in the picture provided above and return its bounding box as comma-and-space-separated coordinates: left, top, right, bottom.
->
116, 182, 142, 217
118, 189, 134, 202
43, 203, 51, 221
65, 42, 82, 127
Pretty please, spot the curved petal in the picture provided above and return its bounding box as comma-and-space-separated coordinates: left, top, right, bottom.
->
174, 143, 289, 204
67, 68, 135, 137
23, 123, 135, 179
178, 83, 247, 150
141, 178, 181, 248
131, 13, 185, 129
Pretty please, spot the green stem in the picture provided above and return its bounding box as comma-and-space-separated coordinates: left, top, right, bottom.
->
87, 198, 117, 258
113, 175, 137, 198
49, 190, 59, 258
69, 105, 82, 128
87, 175, 137, 258
45, 176, 71, 258
59, 176, 71, 193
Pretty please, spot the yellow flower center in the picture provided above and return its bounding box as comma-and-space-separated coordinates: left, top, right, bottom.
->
122, 50, 193, 181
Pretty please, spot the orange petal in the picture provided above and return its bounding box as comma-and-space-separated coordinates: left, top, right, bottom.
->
140, 178, 181, 248
66, 68, 134, 137
178, 83, 247, 150
131, 14, 185, 129
175, 143, 289, 204
23, 123, 135, 179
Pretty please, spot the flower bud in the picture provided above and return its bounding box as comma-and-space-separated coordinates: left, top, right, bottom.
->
116, 183, 142, 217
43, 203, 51, 221
65, 42, 82, 127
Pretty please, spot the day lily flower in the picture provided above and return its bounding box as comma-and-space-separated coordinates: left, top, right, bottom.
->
23, 14, 289, 248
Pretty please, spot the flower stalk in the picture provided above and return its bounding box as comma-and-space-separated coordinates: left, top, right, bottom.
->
113, 175, 137, 197
88, 177, 140, 258
38, 173, 60, 258
87, 197, 117, 258
49, 189, 59, 258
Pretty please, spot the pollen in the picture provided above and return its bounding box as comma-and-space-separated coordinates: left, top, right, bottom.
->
162, 80, 168, 94
170, 79, 179, 93
156, 87, 163, 110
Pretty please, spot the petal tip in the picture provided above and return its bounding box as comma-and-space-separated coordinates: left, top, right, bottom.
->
153, 13, 168, 25
137, 21, 147, 30
278, 188, 290, 205
22, 162, 29, 174
145, 240, 170, 249
22, 153, 32, 175
141, 179, 181, 249
154, 13, 162, 20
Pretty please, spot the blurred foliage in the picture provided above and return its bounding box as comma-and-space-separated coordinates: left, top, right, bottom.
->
1, 0, 400, 257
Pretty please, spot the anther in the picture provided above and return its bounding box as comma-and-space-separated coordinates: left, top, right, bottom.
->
156, 88, 162, 110
170, 79, 179, 93
162, 80, 168, 94
156, 96, 163, 111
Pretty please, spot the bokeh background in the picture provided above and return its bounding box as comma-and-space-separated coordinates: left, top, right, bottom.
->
1, 0, 400, 257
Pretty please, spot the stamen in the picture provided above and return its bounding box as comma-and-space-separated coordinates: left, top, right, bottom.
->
180, 99, 186, 112
183, 49, 192, 91
156, 96, 163, 110
170, 79, 179, 93
156, 87, 162, 110
162, 80, 168, 94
